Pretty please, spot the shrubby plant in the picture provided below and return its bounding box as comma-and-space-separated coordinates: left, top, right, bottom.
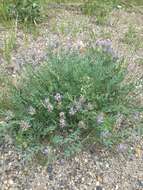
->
0, 0, 43, 23
0, 49, 141, 158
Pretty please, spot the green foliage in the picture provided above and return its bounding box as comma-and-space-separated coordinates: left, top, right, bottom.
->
122, 25, 143, 50
0, 50, 140, 158
3, 30, 17, 64
81, 0, 143, 24
0, 0, 44, 23
81, 0, 119, 24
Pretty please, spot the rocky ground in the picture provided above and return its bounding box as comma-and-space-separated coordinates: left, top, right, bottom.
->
0, 5, 143, 190
0, 133, 143, 190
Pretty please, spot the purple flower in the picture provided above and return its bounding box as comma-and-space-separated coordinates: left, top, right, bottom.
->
59, 112, 66, 128
96, 39, 112, 48
54, 93, 62, 102
69, 96, 86, 116
96, 39, 118, 58
42, 147, 49, 155
96, 112, 104, 125
42, 98, 53, 112
69, 107, 77, 116
117, 143, 128, 153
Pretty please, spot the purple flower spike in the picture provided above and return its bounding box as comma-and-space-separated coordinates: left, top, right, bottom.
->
96, 39, 112, 48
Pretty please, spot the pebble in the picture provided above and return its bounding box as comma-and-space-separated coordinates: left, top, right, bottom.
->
59, 159, 65, 165
115, 185, 119, 190
49, 175, 53, 181
96, 186, 103, 190
47, 164, 53, 174
8, 179, 14, 185
138, 180, 143, 187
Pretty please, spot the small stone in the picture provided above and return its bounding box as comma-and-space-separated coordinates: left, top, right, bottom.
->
84, 159, 88, 163
59, 159, 65, 165
49, 175, 53, 181
96, 181, 100, 186
47, 164, 53, 174
96, 186, 103, 190
115, 185, 119, 190
138, 180, 143, 187
8, 179, 14, 185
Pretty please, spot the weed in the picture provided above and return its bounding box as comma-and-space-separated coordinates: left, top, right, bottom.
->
0, 49, 141, 160
81, 0, 119, 25
122, 25, 143, 50
3, 31, 17, 64
81, 0, 143, 25
0, 0, 46, 24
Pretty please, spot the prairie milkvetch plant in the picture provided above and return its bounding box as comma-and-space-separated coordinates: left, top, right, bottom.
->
0, 49, 142, 158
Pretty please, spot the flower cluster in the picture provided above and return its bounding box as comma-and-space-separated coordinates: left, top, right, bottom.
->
54, 93, 62, 103
42, 146, 50, 156
96, 39, 118, 58
69, 96, 86, 116
59, 112, 66, 128
42, 98, 53, 112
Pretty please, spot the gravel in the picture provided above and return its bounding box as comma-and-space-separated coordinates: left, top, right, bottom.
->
0, 132, 142, 190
